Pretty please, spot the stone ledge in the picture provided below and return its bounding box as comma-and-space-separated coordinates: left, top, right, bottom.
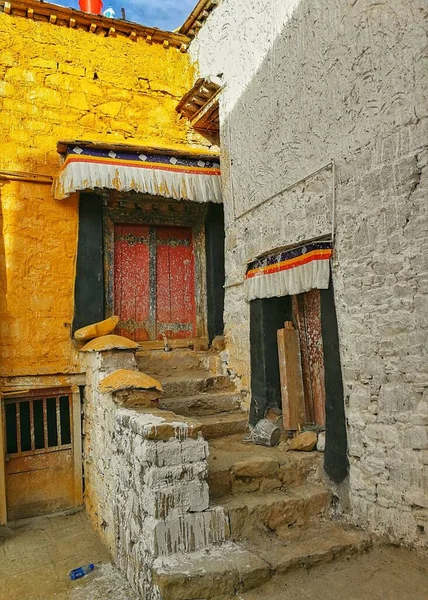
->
80, 334, 139, 352
117, 408, 203, 441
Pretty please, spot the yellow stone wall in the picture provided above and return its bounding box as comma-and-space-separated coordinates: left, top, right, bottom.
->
0, 13, 197, 377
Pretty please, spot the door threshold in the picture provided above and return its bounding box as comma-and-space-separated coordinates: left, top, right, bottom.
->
136, 338, 209, 351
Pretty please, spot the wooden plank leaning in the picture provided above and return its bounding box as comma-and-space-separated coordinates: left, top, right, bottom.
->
277, 321, 306, 432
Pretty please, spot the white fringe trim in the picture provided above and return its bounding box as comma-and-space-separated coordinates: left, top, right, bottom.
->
54, 161, 222, 203
245, 259, 330, 301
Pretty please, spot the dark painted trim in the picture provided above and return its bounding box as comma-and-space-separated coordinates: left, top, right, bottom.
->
320, 279, 349, 483
249, 296, 292, 425
205, 204, 225, 343
72, 194, 105, 333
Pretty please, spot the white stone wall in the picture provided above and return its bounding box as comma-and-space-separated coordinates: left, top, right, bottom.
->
190, 0, 428, 544
82, 349, 229, 598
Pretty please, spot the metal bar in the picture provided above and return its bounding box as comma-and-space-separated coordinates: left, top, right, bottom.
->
29, 400, 35, 451
16, 402, 21, 454
42, 398, 48, 449
331, 159, 336, 244
236, 161, 333, 220
56, 397, 62, 447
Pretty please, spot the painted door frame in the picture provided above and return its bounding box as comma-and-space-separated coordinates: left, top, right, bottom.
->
103, 193, 209, 346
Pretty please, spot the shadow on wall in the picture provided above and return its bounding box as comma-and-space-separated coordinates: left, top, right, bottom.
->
0, 184, 8, 377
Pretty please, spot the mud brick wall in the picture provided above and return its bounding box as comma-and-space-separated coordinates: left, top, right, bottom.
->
190, 0, 428, 545
0, 12, 197, 377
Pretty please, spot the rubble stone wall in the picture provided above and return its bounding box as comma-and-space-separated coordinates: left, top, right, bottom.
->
82, 349, 229, 597
191, 0, 428, 545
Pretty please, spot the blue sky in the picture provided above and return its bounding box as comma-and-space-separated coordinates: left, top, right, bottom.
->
54, 0, 197, 31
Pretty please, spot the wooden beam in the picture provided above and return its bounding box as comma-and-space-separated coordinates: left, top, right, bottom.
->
0, 169, 53, 184
178, 0, 216, 37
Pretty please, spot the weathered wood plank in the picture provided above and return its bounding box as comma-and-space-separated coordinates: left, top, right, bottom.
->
277, 321, 306, 431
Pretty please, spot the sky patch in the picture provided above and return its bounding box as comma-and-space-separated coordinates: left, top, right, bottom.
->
52, 0, 197, 31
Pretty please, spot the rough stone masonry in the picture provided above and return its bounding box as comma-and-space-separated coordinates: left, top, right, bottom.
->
190, 0, 428, 545
81, 347, 229, 598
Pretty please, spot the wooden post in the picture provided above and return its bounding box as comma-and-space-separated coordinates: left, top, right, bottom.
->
277, 321, 306, 431
0, 394, 7, 524
71, 387, 83, 507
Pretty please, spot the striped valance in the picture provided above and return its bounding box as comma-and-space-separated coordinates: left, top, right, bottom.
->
245, 241, 333, 301
53, 146, 222, 203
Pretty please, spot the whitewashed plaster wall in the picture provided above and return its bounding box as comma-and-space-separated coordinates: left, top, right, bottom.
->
190, 0, 428, 545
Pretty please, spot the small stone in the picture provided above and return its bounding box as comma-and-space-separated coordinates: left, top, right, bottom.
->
79, 334, 139, 352
288, 431, 317, 452
212, 335, 226, 351
74, 315, 119, 341
317, 431, 326, 452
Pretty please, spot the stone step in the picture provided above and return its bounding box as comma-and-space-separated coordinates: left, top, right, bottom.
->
152, 542, 271, 600
208, 434, 323, 499
214, 484, 331, 540
158, 391, 242, 416
197, 412, 248, 440
154, 371, 234, 399
136, 349, 208, 375
246, 520, 371, 575
151, 520, 369, 600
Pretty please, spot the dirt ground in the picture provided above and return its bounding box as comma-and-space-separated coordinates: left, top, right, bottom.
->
0, 510, 136, 600
1, 510, 427, 600
240, 544, 428, 600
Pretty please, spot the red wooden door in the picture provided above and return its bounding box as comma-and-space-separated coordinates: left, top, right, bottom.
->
114, 224, 195, 342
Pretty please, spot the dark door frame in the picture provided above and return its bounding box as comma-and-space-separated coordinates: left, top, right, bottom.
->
249, 278, 348, 484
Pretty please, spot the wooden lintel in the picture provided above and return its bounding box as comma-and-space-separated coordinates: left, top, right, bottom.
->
56, 140, 219, 162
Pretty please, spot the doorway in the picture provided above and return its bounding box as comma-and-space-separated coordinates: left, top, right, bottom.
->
113, 224, 196, 342
249, 281, 348, 483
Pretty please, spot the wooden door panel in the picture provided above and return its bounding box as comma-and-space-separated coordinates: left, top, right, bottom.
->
156, 226, 195, 339
114, 224, 150, 341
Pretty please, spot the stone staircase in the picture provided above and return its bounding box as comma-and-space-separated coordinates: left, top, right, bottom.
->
137, 348, 371, 600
